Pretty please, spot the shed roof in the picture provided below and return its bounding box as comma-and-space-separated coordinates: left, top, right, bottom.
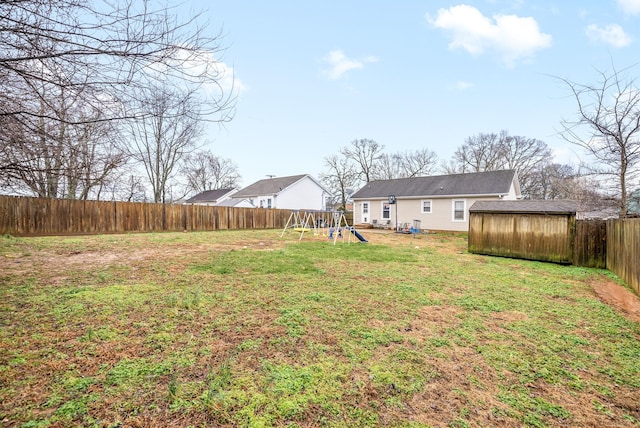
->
469, 200, 579, 214
351, 170, 517, 199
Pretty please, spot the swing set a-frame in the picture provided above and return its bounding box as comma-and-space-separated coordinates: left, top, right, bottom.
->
280, 209, 368, 244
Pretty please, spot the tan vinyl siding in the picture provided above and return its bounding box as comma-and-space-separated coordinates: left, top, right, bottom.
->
356, 197, 506, 232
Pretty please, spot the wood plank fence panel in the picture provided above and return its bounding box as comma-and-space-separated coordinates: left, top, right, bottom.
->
573, 220, 607, 268
164, 204, 184, 231
469, 212, 574, 264
607, 219, 640, 295
0, 196, 292, 235
253, 209, 266, 229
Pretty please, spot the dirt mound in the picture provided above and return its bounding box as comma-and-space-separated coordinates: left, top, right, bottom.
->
590, 278, 640, 322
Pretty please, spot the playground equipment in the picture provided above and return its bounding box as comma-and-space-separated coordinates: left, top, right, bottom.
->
395, 219, 422, 237
281, 210, 367, 244
328, 211, 368, 244
281, 210, 311, 240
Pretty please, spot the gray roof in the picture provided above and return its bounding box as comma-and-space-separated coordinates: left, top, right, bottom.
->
215, 198, 253, 207
234, 174, 308, 197
351, 170, 517, 199
469, 200, 579, 214
185, 188, 236, 204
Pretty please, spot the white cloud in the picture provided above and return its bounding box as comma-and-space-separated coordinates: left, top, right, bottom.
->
146, 48, 247, 96
618, 0, 640, 15
455, 81, 474, 90
323, 50, 378, 80
176, 48, 248, 94
428, 4, 552, 67
586, 24, 632, 48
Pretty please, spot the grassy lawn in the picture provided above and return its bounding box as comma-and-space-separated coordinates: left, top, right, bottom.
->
0, 229, 639, 427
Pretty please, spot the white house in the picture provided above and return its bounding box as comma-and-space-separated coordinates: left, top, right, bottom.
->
233, 174, 332, 211
351, 170, 521, 232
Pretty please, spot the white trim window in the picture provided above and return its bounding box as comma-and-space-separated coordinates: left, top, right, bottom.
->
452, 199, 466, 221
382, 202, 390, 219
421, 200, 432, 214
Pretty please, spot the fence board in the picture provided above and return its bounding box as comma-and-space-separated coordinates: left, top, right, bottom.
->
573, 220, 607, 268
607, 219, 640, 295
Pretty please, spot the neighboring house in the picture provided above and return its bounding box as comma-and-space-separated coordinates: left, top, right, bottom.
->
351, 170, 521, 232
184, 188, 238, 205
215, 198, 254, 208
233, 174, 332, 211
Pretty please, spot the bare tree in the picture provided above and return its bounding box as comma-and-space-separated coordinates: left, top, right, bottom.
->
341, 139, 384, 183
321, 154, 358, 211
559, 65, 640, 217
376, 153, 401, 180
1, 76, 127, 199
101, 172, 148, 202
500, 135, 552, 197
447, 131, 552, 197
376, 149, 439, 179
127, 84, 203, 203
527, 163, 600, 201
181, 150, 241, 193
450, 132, 506, 173
1, 0, 235, 186
395, 148, 439, 178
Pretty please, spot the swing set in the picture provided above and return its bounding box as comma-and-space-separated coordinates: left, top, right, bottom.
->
280, 210, 368, 244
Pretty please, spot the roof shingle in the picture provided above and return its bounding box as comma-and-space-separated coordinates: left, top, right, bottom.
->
469, 200, 579, 214
234, 174, 307, 197
351, 170, 517, 199
185, 188, 236, 204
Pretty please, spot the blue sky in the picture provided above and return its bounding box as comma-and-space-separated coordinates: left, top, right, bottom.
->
195, 1, 640, 187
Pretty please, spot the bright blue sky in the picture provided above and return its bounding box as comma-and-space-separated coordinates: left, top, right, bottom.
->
194, 0, 640, 187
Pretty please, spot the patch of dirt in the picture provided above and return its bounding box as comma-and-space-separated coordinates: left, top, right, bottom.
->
0, 238, 283, 279
589, 277, 640, 322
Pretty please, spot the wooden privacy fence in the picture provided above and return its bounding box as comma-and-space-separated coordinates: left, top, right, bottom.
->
468, 212, 579, 264
0, 195, 291, 235
469, 213, 607, 268
469, 208, 640, 296
573, 219, 607, 269
606, 219, 640, 295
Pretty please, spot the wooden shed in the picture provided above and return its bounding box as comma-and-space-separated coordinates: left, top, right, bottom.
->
468, 200, 581, 264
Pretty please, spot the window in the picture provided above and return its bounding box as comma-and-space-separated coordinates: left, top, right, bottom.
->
267, 198, 272, 208
382, 202, 390, 219
422, 200, 432, 213
453, 200, 466, 221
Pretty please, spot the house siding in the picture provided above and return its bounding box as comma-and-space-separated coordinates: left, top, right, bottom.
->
355, 196, 511, 232
351, 170, 520, 232
275, 176, 328, 211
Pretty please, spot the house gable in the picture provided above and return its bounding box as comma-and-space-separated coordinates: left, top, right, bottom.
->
234, 174, 332, 210
234, 175, 307, 198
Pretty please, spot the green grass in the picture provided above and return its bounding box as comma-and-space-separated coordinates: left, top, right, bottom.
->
0, 230, 639, 427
